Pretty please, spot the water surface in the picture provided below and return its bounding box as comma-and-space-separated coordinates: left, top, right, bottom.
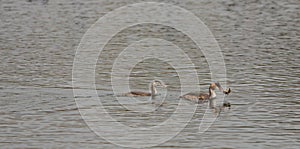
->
0, 0, 299, 148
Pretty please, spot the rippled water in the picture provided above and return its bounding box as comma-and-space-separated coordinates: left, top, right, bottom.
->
1, 0, 299, 148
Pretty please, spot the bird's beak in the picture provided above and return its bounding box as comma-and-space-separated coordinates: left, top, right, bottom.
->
215, 82, 224, 92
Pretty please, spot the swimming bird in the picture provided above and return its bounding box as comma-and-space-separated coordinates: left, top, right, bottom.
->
180, 82, 229, 103
124, 80, 167, 97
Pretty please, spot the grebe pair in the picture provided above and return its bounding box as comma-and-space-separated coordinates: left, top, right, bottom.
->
125, 80, 230, 101
123, 80, 231, 113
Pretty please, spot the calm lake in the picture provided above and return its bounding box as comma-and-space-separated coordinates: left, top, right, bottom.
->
0, 0, 299, 148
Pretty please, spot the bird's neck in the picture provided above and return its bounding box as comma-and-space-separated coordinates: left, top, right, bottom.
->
209, 88, 216, 99
150, 83, 157, 96
208, 87, 217, 108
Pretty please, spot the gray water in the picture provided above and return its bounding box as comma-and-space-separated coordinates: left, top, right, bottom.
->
1, 0, 299, 148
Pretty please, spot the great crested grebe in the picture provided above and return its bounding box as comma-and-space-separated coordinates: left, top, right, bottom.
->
180, 82, 230, 103
124, 80, 167, 97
